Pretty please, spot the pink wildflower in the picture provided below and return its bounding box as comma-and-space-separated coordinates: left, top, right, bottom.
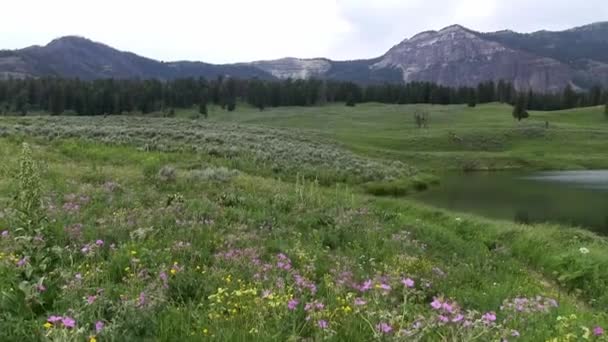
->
288, 299, 299, 311
354, 298, 367, 306
376, 322, 393, 334
47, 315, 63, 323
452, 314, 464, 323
317, 320, 329, 329
95, 239, 104, 246
62, 316, 76, 329
87, 295, 96, 305
359, 279, 373, 292
595, 326, 604, 336
1, 230, 8, 237
95, 321, 105, 333
482, 312, 497, 323
402, 277, 415, 288
431, 298, 442, 310
37, 284, 47, 292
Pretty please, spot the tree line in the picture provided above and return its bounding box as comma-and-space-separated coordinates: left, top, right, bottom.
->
0, 77, 606, 116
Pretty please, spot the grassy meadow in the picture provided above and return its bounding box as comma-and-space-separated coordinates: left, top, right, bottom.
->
1, 103, 608, 341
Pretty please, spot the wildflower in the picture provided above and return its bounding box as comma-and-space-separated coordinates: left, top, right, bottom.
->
62, 316, 76, 329
95, 240, 104, 246
75, 273, 83, 280
511, 330, 520, 337
17, 256, 29, 267
131, 250, 137, 255
48, 315, 63, 323
377, 283, 391, 292
359, 279, 373, 292
402, 278, 415, 288
95, 321, 104, 333
482, 312, 497, 323
452, 314, 464, 323
159, 271, 168, 288
354, 298, 367, 306
89, 337, 97, 342
438, 315, 449, 323
87, 295, 96, 305
580, 247, 590, 254
376, 322, 393, 334
594, 326, 604, 336
138, 292, 147, 307
431, 298, 443, 310
442, 302, 454, 313
1, 230, 8, 237
170, 268, 177, 275
43, 322, 52, 329
37, 284, 47, 292
287, 298, 299, 311
317, 320, 329, 329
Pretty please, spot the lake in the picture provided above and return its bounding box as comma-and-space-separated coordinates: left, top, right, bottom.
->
413, 170, 608, 233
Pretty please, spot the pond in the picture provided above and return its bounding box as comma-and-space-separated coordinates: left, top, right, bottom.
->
413, 170, 608, 233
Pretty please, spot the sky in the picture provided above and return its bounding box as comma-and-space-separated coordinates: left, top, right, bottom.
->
1, 0, 607, 64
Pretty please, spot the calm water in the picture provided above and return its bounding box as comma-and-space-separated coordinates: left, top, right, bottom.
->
414, 170, 608, 233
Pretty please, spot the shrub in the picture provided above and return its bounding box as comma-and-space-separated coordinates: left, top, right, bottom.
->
189, 167, 239, 182
158, 165, 177, 183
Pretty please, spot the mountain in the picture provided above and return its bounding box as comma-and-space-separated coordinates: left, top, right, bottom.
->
0, 36, 274, 80
1, 22, 608, 92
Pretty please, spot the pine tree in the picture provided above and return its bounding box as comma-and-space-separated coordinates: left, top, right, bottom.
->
604, 101, 608, 119
467, 89, 477, 108
512, 95, 529, 121
199, 89, 208, 118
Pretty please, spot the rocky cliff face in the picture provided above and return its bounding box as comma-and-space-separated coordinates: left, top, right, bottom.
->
1, 22, 607, 91
371, 25, 572, 92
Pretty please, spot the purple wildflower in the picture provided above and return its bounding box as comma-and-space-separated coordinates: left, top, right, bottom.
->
159, 271, 169, 288
376, 322, 393, 334
438, 315, 449, 323
138, 292, 146, 307
95, 239, 104, 246
354, 298, 367, 306
62, 316, 76, 329
595, 326, 604, 336
37, 284, 47, 292
16, 256, 29, 267
359, 279, 372, 292
452, 314, 464, 323
95, 321, 105, 333
287, 299, 299, 311
1, 230, 9, 237
402, 278, 415, 288
47, 315, 63, 323
482, 312, 497, 323
317, 320, 329, 329
431, 298, 442, 310
87, 295, 96, 305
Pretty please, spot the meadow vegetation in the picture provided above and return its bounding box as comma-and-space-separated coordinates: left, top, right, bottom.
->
0, 103, 607, 341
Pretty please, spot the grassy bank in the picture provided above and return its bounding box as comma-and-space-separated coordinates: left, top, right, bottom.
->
0, 132, 607, 341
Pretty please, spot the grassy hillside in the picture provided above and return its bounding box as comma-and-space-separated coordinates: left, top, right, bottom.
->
0, 104, 607, 340
202, 103, 608, 171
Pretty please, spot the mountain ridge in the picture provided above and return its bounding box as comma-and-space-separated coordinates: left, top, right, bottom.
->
1, 22, 607, 91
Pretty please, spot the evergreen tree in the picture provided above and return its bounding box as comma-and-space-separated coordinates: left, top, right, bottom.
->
467, 89, 477, 107
199, 89, 208, 118
512, 95, 529, 121
562, 84, 577, 109
345, 93, 356, 107
604, 101, 608, 119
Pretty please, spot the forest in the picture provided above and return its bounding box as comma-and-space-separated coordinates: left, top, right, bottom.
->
0, 76, 606, 116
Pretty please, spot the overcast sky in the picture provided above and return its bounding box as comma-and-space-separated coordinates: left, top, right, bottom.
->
2, 0, 607, 63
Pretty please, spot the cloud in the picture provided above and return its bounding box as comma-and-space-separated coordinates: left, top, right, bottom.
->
1, 0, 606, 63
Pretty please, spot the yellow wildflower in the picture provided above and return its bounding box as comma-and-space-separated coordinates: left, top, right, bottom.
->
130, 250, 137, 255
89, 337, 97, 342
170, 268, 177, 275
43, 322, 52, 329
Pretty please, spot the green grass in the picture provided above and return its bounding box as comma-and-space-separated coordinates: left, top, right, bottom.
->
200, 102, 608, 171
0, 103, 607, 341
